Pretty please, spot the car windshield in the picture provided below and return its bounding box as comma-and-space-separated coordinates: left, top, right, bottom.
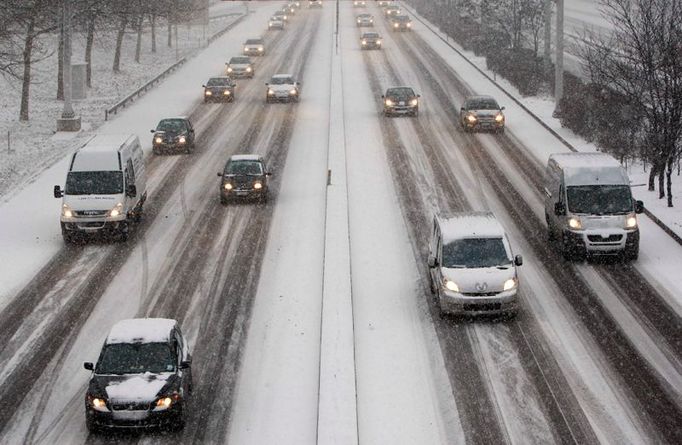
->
387, 88, 415, 99
442, 238, 511, 268
466, 98, 499, 110
156, 119, 187, 132
226, 160, 264, 175
270, 76, 294, 85
359, 14, 371, 18
245, 39, 262, 45
207, 78, 231, 86
65, 171, 123, 195
96, 342, 175, 374
363, 33, 379, 39
566, 185, 633, 214
230, 57, 250, 64
395, 16, 410, 22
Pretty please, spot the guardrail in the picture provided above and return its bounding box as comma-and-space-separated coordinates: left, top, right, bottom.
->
104, 13, 246, 121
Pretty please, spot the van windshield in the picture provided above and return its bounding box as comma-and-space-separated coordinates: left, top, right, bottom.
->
442, 238, 510, 268
65, 171, 123, 195
566, 185, 632, 214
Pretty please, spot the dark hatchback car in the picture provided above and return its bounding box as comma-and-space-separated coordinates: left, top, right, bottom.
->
203, 76, 236, 103
360, 32, 382, 50
218, 154, 271, 204
151, 117, 195, 154
390, 15, 412, 31
84, 318, 192, 433
460, 95, 506, 133
382, 86, 420, 116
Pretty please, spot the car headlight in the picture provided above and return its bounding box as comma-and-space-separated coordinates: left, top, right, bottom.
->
370, 19, 373, 23
205, 90, 212, 96
258, 47, 264, 51
244, 46, 248, 52
223, 90, 230, 95
407, 23, 411, 27
377, 40, 382, 45
268, 89, 275, 95
410, 99, 418, 106
466, 114, 477, 123
503, 278, 517, 291
443, 279, 459, 292
394, 23, 399, 27
625, 215, 638, 229
357, 19, 361, 23
224, 183, 233, 190
568, 217, 582, 230
254, 181, 263, 190
88, 396, 110, 413
289, 89, 298, 95
385, 99, 394, 106
362, 40, 367, 45
108, 202, 123, 218
495, 113, 504, 122
227, 67, 233, 72
178, 136, 186, 144
246, 67, 252, 72
62, 204, 74, 218
154, 394, 180, 411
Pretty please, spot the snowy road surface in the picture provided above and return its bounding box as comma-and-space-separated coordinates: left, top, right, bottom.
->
0, 1, 680, 444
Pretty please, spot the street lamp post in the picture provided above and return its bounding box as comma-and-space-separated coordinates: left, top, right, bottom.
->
56, 0, 81, 131
553, 0, 564, 118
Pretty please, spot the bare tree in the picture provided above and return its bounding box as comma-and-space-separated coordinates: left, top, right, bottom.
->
579, 0, 682, 207
486, 0, 546, 52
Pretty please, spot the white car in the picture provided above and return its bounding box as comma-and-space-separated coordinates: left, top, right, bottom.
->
428, 212, 523, 317
269, 16, 285, 30
265, 74, 301, 103
356, 13, 374, 27
243, 38, 265, 56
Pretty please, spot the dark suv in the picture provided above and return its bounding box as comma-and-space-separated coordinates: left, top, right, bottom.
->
218, 154, 271, 203
459, 95, 505, 133
151, 117, 196, 154
391, 15, 412, 31
84, 318, 192, 432
203, 76, 235, 103
382, 86, 420, 116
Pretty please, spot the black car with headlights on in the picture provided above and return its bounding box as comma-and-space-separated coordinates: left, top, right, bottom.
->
151, 117, 195, 154
218, 154, 271, 204
84, 318, 192, 433
459, 95, 505, 133
226, 56, 254, 78
360, 32, 382, 49
390, 15, 412, 31
382, 86, 420, 116
203, 76, 235, 103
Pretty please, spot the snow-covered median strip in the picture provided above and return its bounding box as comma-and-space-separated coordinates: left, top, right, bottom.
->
316, 24, 359, 445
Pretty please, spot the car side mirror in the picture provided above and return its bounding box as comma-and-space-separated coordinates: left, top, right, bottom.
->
54, 185, 63, 198
265, 82, 269, 86
150, 129, 155, 133
126, 184, 137, 198
266, 172, 272, 176
460, 107, 465, 111
500, 106, 505, 110
180, 360, 191, 369
417, 94, 421, 97
217, 172, 223, 177
635, 200, 644, 214
84, 362, 94, 371
201, 84, 206, 88
381, 95, 385, 99
427, 255, 436, 268
514, 254, 523, 266
554, 202, 566, 216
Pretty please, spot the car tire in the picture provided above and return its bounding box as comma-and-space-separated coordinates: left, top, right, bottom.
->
545, 212, 555, 240
624, 244, 639, 261
117, 223, 129, 243
428, 273, 436, 295
497, 127, 505, 134
412, 108, 419, 117
153, 147, 160, 155
86, 416, 99, 434
220, 197, 228, 205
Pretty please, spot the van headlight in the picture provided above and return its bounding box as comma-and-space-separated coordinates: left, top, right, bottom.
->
443, 279, 459, 292
503, 278, 517, 291
568, 217, 582, 230
108, 202, 124, 218
62, 204, 74, 218
625, 215, 638, 229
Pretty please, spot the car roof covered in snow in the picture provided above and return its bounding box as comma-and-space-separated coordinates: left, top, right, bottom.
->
272, 73, 294, 79
229, 154, 262, 162
437, 212, 506, 244
105, 318, 177, 344
549, 152, 629, 186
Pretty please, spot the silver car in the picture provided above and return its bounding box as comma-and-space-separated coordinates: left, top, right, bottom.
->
356, 13, 374, 27
269, 16, 285, 30
243, 38, 265, 56
459, 95, 505, 133
225, 56, 254, 78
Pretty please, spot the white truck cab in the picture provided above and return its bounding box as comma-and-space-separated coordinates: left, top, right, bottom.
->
428, 212, 522, 318
543, 152, 643, 260
54, 134, 147, 243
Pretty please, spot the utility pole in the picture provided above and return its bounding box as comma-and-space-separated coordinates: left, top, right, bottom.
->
57, 0, 81, 131
553, 0, 564, 118
543, 0, 552, 77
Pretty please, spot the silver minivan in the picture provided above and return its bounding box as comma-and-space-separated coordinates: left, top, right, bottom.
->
543, 152, 643, 260
427, 212, 522, 317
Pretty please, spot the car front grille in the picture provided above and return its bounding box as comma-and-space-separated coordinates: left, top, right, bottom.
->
587, 234, 623, 243
462, 292, 500, 297
75, 210, 107, 217
463, 303, 502, 311
112, 402, 152, 411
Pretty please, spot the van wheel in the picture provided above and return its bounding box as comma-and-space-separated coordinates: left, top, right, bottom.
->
545, 212, 555, 240
134, 208, 143, 223
428, 273, 436, 294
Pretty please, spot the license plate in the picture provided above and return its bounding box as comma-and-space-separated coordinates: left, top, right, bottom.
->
399, 101, 405, 106
236, 191, 248, 196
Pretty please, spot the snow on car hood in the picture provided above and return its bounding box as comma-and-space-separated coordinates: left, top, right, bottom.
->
104, 372, 170, 402
471, 109, 501, 117
269, 83, 296, 92
64, 194, 121, 211
441, 265, 515, 293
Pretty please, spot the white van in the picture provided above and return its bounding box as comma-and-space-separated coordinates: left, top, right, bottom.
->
427, 212, 523, 317
54, 134, 147, 243
543, 152, 643, 260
